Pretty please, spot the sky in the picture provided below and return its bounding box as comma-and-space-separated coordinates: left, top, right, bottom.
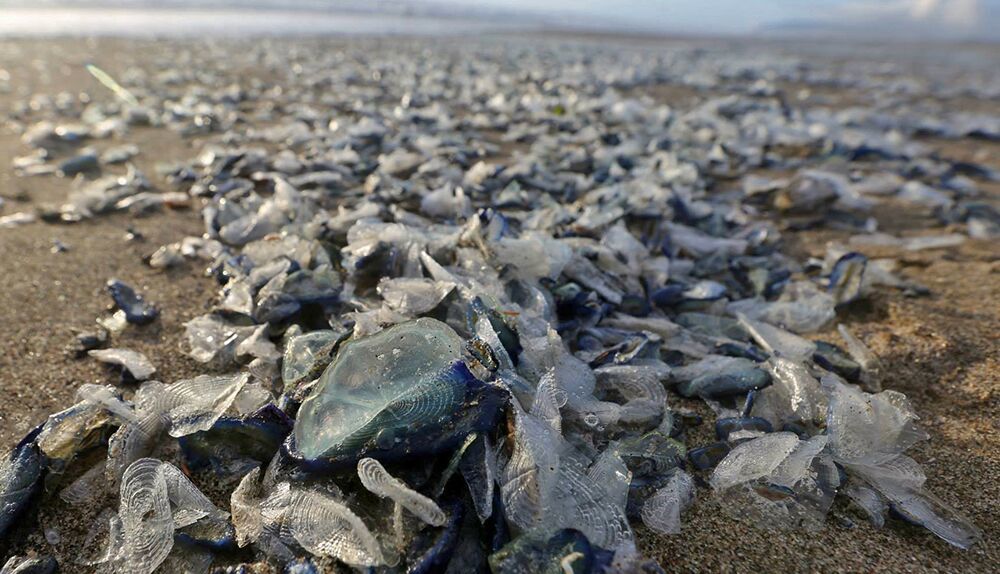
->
445, 0, 997, 37
2, 0, 997, 39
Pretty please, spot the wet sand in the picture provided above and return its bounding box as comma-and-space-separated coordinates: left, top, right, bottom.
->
0, 37, 997, 573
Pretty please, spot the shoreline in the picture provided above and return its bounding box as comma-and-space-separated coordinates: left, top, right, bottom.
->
0, 35, 996, 573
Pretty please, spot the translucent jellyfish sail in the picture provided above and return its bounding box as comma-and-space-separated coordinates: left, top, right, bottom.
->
711, 433, 838, 530
292, 318, 505, 466
287, 489, 385, 567
641, 469, 695, 535
137, 373, 250, 438
823, 376, 981, 548
106, 459, 175, 574
499, 401, 632, 549
96, 458, 225, 574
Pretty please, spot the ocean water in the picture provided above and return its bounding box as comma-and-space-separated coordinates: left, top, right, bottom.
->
0, 8, 530, 37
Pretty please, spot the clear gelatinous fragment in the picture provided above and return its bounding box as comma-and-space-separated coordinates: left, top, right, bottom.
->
89, 348, 156, 380
357, 457, 446, 526
137, 373, 249, 438
287, 489, 385, 566
711, 432, 801, 492
822, 375, 927, 466
640, 469, 694, 535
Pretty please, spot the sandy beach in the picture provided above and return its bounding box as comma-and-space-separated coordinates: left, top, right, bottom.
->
0, 37, 997, 573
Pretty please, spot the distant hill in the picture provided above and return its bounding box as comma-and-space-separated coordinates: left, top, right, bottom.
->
763, 0, 998, 43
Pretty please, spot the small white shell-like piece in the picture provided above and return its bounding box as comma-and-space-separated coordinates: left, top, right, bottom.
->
822, 375, 927, 466
288, 489, 385, 567
736, 313, 816, 362
499, 402, 632, 549
258, 481, 295, 560
357, 457, 446, 527
89, 348, 156, 380
377, 277, 455, 315
837, 323, 883, 392
76, 384, 139, 423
